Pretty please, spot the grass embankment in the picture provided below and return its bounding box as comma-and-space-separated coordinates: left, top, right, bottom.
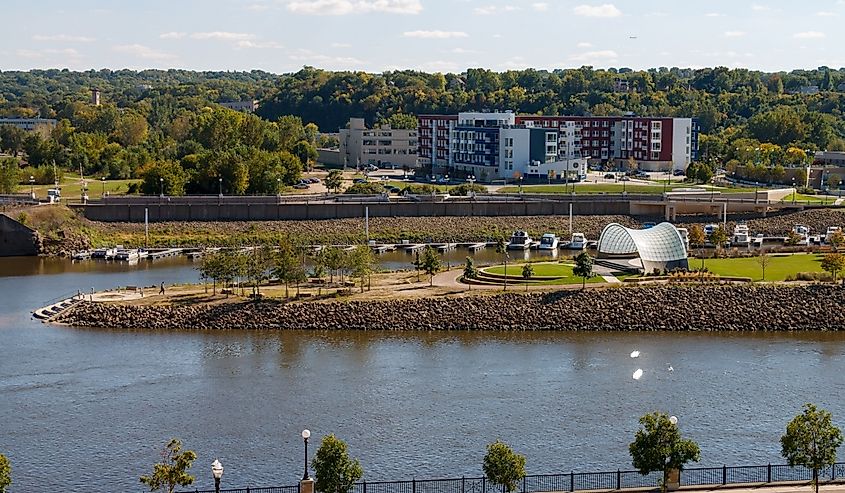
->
481, 262, 605, 285
691, 253, 825, 282
29, 173, 141, 201
498, 183, 754, 194
778, 193, 840, 205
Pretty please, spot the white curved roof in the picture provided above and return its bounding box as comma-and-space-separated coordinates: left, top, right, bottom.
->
597, 222, 687, 262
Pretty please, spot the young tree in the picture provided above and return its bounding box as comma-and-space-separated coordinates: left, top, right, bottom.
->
757, 250, 771, 282
688, 224, 707, 270
0, 158, 20, 194
785, 230, 802, 247
246, 246, 272, 297
412, 250, 422, 282
420, 246, 442, 286
139, 438, 197, 493
463, 256, 477, 289
629, 412, 701, 493
272, 239, 300, 298
0, 454, 10, 493
781, 404, 844, 493
323, 246, 343, 283
711, 226, 729, 255
573, 252, 594, 289
312, 434, 363, 493
325, 169, 343, 193
821, 253, 845, 283
829, 230, 845, 251
522, 263, 534, 291
350, 245, 376, 292
495, 236, 509, 291
483, 440, 526, 493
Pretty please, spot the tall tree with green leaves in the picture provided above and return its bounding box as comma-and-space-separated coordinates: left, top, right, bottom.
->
463, 256, 477, 289
0, 158, 20, 194
312, 434, 363, 493
711, 225, 729, 255
0, 453, 11, 493
781, 404, 844, 493
522, 263, 534, 291
325, 169, 343, 193
688, 224, 707, 270
483, 440, 526, 493
420, 246, 442, 286
495, 237, 509, 291
350, 245, 376, 292
629, 412, 701, 493
139, 438, 197, 493
572, 252, 594, 289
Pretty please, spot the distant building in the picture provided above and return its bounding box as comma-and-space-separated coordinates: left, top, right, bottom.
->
815, 151, 845, 166
219, 100, 259, 113
339, 118, 419, 169
91, 88, 101, 106
0, 118, 57, 138
788, 85, 820, 95
613, 78, 632, 93
418, 114, 458, 168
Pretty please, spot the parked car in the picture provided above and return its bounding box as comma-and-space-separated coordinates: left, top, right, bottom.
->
604, 173, 615, 179
312, 178, 321, 183
619, 176, 630, 181
673, 169, 686, 176
365, 165, 379, 172
293, 183, 309, 190
385, 186, 401, 193
353, 178, 368, 184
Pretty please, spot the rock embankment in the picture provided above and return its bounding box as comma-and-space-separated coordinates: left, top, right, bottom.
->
55, 285, 845, 331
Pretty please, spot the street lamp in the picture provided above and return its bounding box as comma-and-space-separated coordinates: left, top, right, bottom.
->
669, 415, 678, 425
101, 176, 106, 197
218, 177, 223, 198
211, 459, 224, 493
518, 175, 523, 194
301, 429, 311, 480
277, 177, 282, 197
792, 177, 796, 204
159, 177, 164, 198
29, 175, 35, 197
467, 174, 476, 186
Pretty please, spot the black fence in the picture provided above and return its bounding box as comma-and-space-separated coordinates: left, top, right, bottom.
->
181, 462, 845, 493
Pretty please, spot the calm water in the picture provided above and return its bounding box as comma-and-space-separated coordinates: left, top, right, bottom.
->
1, 257, 845, 493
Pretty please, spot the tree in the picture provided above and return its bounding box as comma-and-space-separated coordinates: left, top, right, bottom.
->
0, 158, 20, 194
0, 454, 10, 493
573, 252, 594, 289
139, 438, 197, 493
420, 246, 441, 286
711, 225, 729, 254
785, 230, 803, 246
688, 224, 707, 270
829, 230, 844, 251
323, 246, 344, 283
781, 404, 844, 493
350, 245, 376, 292
629, 412, 701, 493
522, 263, 534, 291
482, 440, 526, 493
821, 253, 845, 283
757, 250, 771, 281
140, 160, 188, 196
495, 237, 509, 291
312, 434, 363, 493
325, 169, 343, 193
272, 239, 300, 297
463, 256, 477, 289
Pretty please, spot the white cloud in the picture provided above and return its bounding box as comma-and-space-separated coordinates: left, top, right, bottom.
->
287, 48, 367, 68
793, 31, 825, 39
532, 3, 548, 11
286, 0, 422, 15
17, 48, 83, 59
190, 32, 255, 41
32, 34, 95, 42
449, 47, 478, 54
751, 4, 770, 12
705, 12, 724, 17
646, 11, 668, 17
816, 11, 837, 16
236, 40, 284, 49
724, 31, 746, 37
331, 42, 352, 48
576, 41, 593, 48
492, 33, 503, 38
403, 30, 468, 39
247, 3, 272, 11
112, 44, 176, 61
159, 32, 186, 39
573, 4, 621, 17
569, 49, 619, 63
474, 5, 519, 15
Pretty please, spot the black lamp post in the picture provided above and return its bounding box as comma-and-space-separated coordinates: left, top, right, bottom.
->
101, 176, 106, 197
218, 177, 223, 197
211, 459, 223, 493
792, 177, 796, 204
159, 177, 164, 197
518, 176, 523, 194
301, 429, 311, 480
29, 175, 35, 197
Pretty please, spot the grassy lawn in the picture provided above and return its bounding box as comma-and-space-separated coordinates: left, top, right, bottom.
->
385, 180, 451, 192
29, 173, 140, 200
482, 262, 605, 284
692, 253, 825, 281
777, 193, 839, 205
497, 183, 691, 194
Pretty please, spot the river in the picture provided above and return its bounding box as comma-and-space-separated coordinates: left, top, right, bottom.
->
1, 257, 844, 492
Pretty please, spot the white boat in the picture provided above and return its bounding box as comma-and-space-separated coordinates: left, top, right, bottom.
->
91, 247, 118, 259
538, 233, 559, 250
789, 225, 810, 246
825, 226, 841, 243
72, 251, 91, 261
507, 231, 532, 250
564, 233, 587, 250
752, 233, 764, 247
732, 223, 750, 246
703, 224, 718, 237
676, 227, 689, 250
114, 249, 140, 262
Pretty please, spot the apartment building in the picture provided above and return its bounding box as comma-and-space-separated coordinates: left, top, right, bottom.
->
0, 118, 57, 138
219, 100, 259, 113
339, 117, 419, 169
418, 114, 458, 167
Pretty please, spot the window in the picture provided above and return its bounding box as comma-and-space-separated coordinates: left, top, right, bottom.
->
651, 121, 662, 130
651, 151, 660, 160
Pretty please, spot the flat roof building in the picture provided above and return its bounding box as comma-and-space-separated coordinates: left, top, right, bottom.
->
339, 117, 419, 169
0, 118, 57, 138
219, 100, 259, 113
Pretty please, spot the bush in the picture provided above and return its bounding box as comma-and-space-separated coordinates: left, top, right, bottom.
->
344, 182, 385, 194
785, 272, 834, 282
402, 183, 437, 194
449, 183, 488, 196
19, 165, 64, 185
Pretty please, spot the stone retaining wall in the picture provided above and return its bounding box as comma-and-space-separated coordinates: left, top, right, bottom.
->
54, 285, 845, 331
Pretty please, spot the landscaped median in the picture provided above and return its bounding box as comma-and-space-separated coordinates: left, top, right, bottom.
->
467, 262, 605, 286
53, 284, 845, 331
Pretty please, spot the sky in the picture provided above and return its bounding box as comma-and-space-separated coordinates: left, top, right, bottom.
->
2, 0, 845, 74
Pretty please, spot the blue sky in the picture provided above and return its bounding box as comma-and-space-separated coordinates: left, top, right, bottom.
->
2, 0, 845, 73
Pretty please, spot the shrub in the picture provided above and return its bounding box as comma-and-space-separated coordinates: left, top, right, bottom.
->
344, 182, 385, 194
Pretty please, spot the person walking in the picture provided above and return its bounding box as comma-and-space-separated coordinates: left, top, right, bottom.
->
159, 282, 165, 295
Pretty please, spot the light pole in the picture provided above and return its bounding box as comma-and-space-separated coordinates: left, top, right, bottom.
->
218, 177, 223, 198
301, 429, 311, 480
518, 176, 523, 194
29, 175, 35, 197
792, 177, 796, 204
159, 177, 164, 198
277, 177, 282, 197
669, 415, 678, 425
211, 459, 224, 493
101, 176, 106, 197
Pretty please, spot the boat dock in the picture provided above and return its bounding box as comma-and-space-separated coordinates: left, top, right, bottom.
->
463, 242, 488, 252
147, 248, 184, 260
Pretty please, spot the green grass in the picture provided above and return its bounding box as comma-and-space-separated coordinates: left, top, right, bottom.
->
778, 193, 839, 205
692, 253, 825, 281
497, 183, 691, 194
385, 180, 451, 192
29, 173, 140, 200
482, 262, 605, 285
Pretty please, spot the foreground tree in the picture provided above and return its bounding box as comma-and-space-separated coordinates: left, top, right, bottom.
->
829, 229, 844, 251
0, 453, 10, 493
495, 237, 509, 291
325, 169, 343, 193
688, 224, 707, 270
350, 245, 376, 292
139, 438, 197, 493
629, 412, 700, 493
312, 435, 363, 493
757, 250, 771, 281
463, 256, 477, 289
711, 226, 729, 255
0, 158, 20, 194
821, 253, 845, 283
522, 263, 534, 291
420, 246, 442, 286
483, 440, 526, 493
573, 252, 594, 289
781, 404, 843, 493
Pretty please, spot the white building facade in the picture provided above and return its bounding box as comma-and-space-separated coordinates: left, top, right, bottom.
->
339, 118, 419, 169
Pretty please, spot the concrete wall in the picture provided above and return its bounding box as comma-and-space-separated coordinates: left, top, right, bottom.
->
0, 214, 38, 256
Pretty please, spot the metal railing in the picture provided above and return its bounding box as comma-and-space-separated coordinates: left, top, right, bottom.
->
180, 462, 845, 493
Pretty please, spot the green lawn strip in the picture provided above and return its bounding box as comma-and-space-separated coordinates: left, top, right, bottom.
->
496, 184, 689, 194
29, 175, 141, 199
777, 193, 839, 205
482, 262, 604, 284
691, 253, 825, 281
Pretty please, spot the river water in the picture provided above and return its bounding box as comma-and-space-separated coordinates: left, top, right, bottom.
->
1, 257, 844, 493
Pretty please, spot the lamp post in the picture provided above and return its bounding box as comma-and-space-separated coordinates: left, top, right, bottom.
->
277, 177, 282, 197
218, 177, 223, 198
792, 177, 796, 204
302, 429, 311, 480
518, 175, 523, 194
211, 459, 224, 493
159, 177, 164, 198
669, 415, 678, 425
29, 175, 35, 197
101, 176, 106, 197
